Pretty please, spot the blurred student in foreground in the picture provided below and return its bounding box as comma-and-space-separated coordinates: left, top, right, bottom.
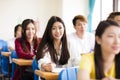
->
78, 20, 120, 80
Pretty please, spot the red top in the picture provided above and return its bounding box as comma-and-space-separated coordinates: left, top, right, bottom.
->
15, 38, 41, 59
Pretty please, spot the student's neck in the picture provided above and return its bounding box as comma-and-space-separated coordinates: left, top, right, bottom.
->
76, 31, 85, 39
102, 52, 115, 73
27, 38, 33, 45
102, 52, 115, 63
54, 40, 61, 50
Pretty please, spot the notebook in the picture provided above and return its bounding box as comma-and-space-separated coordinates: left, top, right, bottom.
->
52, 68, 64, 73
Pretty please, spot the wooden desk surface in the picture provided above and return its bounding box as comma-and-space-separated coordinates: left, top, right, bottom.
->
35, 70, 59, 80
1, 52, 11, 57
12, 58, 33, 66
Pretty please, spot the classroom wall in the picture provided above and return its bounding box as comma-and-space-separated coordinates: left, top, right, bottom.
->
0, 0, 88, 41
62, 0, 88, 34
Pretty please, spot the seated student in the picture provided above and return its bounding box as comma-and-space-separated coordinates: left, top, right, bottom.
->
6, 24, 22, 75
78, 20, 120, 80
7, 24, 22, 52
36, 16, 70, 74
13, 19, 41, 80
67, 15, 95, 67
107, 12, 120, 25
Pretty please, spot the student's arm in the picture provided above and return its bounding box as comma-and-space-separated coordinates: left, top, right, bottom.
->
41, 63, 53, 72
38, 52, 56, 71
67, 40, 81, 67
77, 54, 93, 80
101, 77, 116, 80
9, 46, 14, 52
78, 69, 90, 80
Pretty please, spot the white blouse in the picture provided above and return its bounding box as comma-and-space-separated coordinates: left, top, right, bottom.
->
38, 45, 69, 71
67, 32, 95, 67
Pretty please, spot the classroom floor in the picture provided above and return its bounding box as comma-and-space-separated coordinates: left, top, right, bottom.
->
4, 78, 12, 80
0, 78, 12, 80
0, 74, 12, 80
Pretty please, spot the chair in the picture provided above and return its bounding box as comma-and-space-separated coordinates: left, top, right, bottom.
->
10, 50, 18, 78
1, 40, 10, 76
1, 40, 9, 52
32, 59, 39, 80
58, 67, 78, 80
0, 40, 5, 80
0, 40, 4, 68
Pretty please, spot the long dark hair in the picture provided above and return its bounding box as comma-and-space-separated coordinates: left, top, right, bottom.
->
21, 19, 38, 53
36, 16, 70, 65
94, 20, 120, 79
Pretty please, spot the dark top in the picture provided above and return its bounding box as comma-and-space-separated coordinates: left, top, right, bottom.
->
15, 38, 41, 59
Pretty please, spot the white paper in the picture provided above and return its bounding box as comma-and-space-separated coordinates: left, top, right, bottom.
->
52, 68, 64, 73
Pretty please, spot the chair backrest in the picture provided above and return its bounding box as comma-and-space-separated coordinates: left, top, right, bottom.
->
0, 40, 4, 50
10, 50, 18, 78
32, 59, 39, 80
1, 40, 9, 76
1, 40, 9, 52
58, 67, 78, 80
0, 40, 4, 67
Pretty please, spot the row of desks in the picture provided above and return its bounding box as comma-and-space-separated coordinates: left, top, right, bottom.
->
1, 52, 59, 80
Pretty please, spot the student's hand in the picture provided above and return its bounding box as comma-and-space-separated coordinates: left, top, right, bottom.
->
32, 55, 36, 59
9, 46, 14, 52
102, 76, 116, 80
42, 63, 53, 72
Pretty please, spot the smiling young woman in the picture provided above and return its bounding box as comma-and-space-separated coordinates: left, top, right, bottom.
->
36, 16, 70, 80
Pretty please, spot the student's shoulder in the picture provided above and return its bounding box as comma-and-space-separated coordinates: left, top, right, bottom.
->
15, 38, 21, 43
67, 32, 76, 39
82, 52, 94, 60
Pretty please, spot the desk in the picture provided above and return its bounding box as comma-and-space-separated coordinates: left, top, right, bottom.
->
12, 58, 33, 80
1, 52, 11, 57
35, 70, 58, 80
12, 58, 33, 66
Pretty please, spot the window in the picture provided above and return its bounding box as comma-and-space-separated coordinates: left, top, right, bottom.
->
119, 0, 120, 10
92, 0, 113, 31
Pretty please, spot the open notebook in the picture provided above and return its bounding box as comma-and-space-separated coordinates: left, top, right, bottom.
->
52, 68, 64, 73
